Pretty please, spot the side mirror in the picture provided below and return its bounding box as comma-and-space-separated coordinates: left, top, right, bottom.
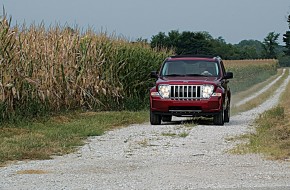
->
151, 71, 158, 79
224, 72, 233, 79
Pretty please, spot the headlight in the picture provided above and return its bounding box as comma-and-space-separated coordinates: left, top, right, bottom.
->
158, 85, 170, 98
202, 85, 214, 98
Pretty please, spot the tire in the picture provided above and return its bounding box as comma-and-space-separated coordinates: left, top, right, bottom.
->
224, 107, 230, 123
162, 115, 172, 122
213, 111, 224, 125
150, 111, 161, 125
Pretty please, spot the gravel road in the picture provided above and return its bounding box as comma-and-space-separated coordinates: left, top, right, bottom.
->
1, 71, 290, 190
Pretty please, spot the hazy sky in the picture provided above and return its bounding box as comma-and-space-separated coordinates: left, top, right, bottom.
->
1, 0, 290, 44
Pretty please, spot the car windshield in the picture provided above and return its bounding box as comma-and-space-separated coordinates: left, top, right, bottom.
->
161, 60, 220, 77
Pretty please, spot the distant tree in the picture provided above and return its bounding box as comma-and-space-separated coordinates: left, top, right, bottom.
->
167, 30, 180, 48
150, 30, 277, 60
150, 32, 168, 50
136, 37, 148, 44
262, 32, 280, 59
236, 40, 263, 59
151, 30, 213, 55
283, 14, 290, 56
175, 31, 213, 55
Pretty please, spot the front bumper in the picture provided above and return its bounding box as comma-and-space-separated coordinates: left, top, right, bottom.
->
150, 96, 223, 117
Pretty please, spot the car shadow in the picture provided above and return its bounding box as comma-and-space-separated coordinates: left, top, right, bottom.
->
162, 117, 214, 126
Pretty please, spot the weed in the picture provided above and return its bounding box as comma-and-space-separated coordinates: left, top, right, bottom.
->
178, 131, 189, 138
162, 132, 177, 137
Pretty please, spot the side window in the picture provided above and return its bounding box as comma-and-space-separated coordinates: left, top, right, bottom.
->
161, 63, 169, 76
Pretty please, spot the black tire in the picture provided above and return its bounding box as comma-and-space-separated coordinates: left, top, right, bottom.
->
162, 115, 172, 122
150, 111, 161, 125
213, 111, 224, 125
224, 106, 230, 123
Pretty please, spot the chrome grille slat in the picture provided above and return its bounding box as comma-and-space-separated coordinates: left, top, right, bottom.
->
170, 85, 202, 100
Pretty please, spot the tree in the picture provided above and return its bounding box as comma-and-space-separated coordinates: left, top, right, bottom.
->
150, 30, 213, 55
283, 15, 290, 56
236, 40, 263, 59
150, 30, 277, 60
262, 32, 280, 59
150, 32, 168, 50
167, 30, 180, 48
135, 37, 148, 44
176, 31, 213, 55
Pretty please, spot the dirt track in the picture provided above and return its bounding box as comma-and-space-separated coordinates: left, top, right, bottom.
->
0, 70, 290, 190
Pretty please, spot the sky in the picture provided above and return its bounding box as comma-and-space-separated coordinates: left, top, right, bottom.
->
1, 0, 290, 45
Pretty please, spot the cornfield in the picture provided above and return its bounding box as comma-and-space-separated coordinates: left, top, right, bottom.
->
0, 13, 279, 122
224, 59, 278, 93
0, 15, 170, 121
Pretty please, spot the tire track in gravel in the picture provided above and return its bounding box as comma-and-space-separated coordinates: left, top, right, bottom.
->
0, 70, 290, 190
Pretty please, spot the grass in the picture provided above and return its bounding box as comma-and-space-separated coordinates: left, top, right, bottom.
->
0, 111, 149, 166
161, 130, 189, 138
229, 69, 290, 161
231, 69, 283, 105
224, 59, 278, 94
231, 68, 289, 115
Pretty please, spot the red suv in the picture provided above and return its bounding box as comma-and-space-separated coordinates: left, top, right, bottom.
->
150, 55, 233, 125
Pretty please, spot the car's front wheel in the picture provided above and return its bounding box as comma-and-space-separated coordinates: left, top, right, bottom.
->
213, 111, 224, 125
150, 111, 161, 125
224, 105, 230, 123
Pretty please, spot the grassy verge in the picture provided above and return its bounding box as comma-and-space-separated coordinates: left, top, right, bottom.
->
225, 59, 278, 94
0, 111, 149, 166
230, 69, 290, 161
231, 68, 289, 115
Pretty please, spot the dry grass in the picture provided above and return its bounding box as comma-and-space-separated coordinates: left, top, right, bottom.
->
230, 69, 290, 161
16, 169, 49, 174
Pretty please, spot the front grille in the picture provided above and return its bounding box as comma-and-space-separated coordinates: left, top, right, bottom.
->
170, 85, 202, 100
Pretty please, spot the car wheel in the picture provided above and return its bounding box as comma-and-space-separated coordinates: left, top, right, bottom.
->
150, 110, 161, 125
162, 115, 172, 122
224, 105, 230, 123
213, 111, 224, 125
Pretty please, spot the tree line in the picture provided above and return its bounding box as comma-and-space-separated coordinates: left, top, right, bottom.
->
146, 14, 290, 67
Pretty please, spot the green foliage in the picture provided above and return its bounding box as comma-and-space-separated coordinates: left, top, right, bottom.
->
151, 30, 214, 55
283, 15, 290, 56
230, 66, 276, 94
225, 60, 278, 94
150, 30, 274, 60
262, 32, 280, 59
278, 55, 290, 67
236, 40, 263, 59
284, 31, 290, 55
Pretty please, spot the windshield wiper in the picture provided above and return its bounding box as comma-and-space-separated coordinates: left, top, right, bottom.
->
185, 74, 206, 77
163, 74, 185, 77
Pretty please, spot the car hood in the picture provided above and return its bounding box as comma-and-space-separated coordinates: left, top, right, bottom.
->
156, 76, 221, 85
